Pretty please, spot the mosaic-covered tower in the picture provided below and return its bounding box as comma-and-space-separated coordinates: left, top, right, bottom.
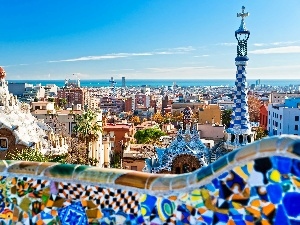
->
226, 6, 254, 149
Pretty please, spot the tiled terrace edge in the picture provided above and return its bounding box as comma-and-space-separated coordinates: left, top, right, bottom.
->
0, 135, 299, 224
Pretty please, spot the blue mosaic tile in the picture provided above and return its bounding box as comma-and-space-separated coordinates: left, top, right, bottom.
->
291, 159, 300, 177
283, 192, 300, 218
274, 204, 289, 225
267, 183, 283, 204
226, 171, 246, 191
58, 201, 88, 225
273, 156, 292, 174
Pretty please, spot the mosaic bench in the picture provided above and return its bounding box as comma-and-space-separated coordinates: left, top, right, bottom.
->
0, 135, 300, 224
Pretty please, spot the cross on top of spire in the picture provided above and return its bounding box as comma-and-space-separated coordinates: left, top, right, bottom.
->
236, 6, 250, 32
237, 6, 249, 20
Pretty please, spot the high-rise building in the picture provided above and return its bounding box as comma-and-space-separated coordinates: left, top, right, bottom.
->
122, 77, 126, 88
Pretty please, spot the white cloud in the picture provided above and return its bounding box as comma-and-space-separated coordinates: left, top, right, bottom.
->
2, 63, 30, 67
253, 43, 265, 47
194, 55, 209, 57
253, 40, 300, 48
249, 64, 300, 70
272, 41, 299, 46
146, 66, 214, 73
217, 42, 236, 46
49, 55, 127, 62
48, 46, 195, 63
249, 46, 300, 54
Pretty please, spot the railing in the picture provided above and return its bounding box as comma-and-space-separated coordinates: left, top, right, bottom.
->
0, 135, 299, 224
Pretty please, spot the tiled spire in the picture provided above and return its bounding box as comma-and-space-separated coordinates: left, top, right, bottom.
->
230, 6, 251, 135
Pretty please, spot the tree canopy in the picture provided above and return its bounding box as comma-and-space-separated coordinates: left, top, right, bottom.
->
134, 128, 167, 144
248, 95, 262, 122
221, 109, 233, 128
255, 126, 268, 140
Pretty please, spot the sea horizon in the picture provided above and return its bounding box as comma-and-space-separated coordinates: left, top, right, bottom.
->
7, 78, 300, 88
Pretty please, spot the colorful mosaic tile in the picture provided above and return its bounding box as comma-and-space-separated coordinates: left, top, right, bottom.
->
0, 136, 298, 224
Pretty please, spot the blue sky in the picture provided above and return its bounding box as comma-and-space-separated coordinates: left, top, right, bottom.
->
1, 0, 300, 80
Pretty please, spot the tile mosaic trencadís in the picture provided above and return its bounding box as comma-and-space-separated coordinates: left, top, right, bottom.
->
0, 136, 299, 224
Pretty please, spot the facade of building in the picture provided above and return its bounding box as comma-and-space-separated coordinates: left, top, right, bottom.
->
269, 92, 300, 104
260, 104, 268, 130
57, 87, 86, 108
198, 104, 222, 124
100, 96, 124, 114
197, 124, 225, 141
7, 82, 33, 97
171, 102, 206, 115
268, 97, 300, 136
103, 122, 135, 153
132, 93, 150, 110
124, 97, 133, 112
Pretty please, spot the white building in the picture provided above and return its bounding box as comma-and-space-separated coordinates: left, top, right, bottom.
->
268, 97, 300, 136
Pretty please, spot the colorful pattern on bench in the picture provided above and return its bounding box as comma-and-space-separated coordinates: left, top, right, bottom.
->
0, 135, 299, 224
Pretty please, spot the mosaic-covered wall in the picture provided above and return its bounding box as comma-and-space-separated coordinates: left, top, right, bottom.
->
0, 135, 300, 224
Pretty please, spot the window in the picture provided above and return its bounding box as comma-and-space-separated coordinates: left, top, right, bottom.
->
295, 125, 299, 131
296, 116, 299, 121
131, 166, 137, 171
0, 138, 8, 150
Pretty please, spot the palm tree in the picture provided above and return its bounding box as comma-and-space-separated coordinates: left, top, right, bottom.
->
73, 109, 102, 165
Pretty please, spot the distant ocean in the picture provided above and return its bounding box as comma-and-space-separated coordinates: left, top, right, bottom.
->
7, 79, 300, 88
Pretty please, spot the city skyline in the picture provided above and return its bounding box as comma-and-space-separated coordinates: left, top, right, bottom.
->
1, 0, 300, 80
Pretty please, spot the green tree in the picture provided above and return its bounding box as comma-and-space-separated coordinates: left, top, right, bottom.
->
48, 98, 54, 102
7, 148, 66, 163
222, 109, 233, 128
73, 109, 102, 165
134, 128, 166, 144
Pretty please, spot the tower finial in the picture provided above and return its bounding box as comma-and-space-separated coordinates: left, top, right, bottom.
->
237, 6, 250, 32
237, 6, 249, 20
